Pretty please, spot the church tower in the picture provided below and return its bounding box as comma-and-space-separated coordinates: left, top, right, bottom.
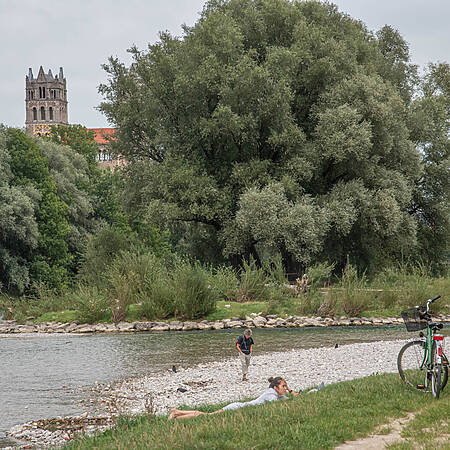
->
25, 66, 68, 136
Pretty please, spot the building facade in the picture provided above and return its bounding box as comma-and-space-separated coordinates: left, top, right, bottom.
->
87, 128, 125, 170
25, 66, 68, 136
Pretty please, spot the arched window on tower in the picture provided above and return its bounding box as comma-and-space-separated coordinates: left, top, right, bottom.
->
40, 107, 45, 120
33, 107, 37, 120
42, 87, 46, 98
49, 107, 53, 120
39, 87, 42, 98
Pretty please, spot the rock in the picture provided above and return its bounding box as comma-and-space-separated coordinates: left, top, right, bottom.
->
117, 322, 136, 332
151, 323, 170, 332
227, 320, 244, 329
212, 321, 224, 330
74, 325, 95, 333
252, 316, 267, 327
197, 322, 213, 330
169, 321, 183, 331
182, 322, 198, 331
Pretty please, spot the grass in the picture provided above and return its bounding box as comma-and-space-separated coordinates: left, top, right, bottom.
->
64, 373, 449, 450
205, 300, 269, 321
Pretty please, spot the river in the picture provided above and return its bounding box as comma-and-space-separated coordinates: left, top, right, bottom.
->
1, 325, 448, 446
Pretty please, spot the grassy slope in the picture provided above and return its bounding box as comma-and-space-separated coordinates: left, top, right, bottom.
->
65, 373, 449, 450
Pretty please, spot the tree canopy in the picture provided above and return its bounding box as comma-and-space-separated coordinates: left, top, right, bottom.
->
97, 0, 448, 273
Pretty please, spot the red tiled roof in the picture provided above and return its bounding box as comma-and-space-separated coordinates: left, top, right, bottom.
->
87, 128, 115, 144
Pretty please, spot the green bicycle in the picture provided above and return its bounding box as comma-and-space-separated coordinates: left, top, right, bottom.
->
397, 294, 448, 398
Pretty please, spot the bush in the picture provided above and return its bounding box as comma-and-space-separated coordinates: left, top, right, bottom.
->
72, 286, 110, 323
173, 261, 217, 319
306, 262, 335, 291
209, 266, 239, 301
338, 264, 371, 317
236, 257, 271, 302
77, 226, 134, 288
317, 295, 337, 317
299, 292, 322, 315
140, 280, 176, 320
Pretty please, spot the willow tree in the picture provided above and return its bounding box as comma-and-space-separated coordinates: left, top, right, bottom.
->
98, 0, 443, 273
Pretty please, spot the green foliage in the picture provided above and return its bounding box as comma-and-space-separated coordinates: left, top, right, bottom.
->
306, 262, 335, 290
72, 286, 110, 323
409, 63, 450, 274
77, 226, 134, 288
96, 0, 443, 274
172, 261, 217, 319
49, 124, 99, 172
4, 128, 72, 291
235, 257, 271, 302
338, 264, 371, 317
208, 265, 239, 301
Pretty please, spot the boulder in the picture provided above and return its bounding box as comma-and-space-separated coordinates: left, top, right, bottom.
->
151, 323, 170, 332
134, 322, 153, 331
227, 320, 244, 329
252, 316, 267, 327
197, 322, 213, 330
212, 321, 225, 330
116, 322, 135, 332
183, 322, 199, 331
169, 321, 183, 331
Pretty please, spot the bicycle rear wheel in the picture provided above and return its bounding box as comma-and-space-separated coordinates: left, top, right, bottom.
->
442, 351, 449, 391
398, 340, 428, 391
431, 343, 442, 398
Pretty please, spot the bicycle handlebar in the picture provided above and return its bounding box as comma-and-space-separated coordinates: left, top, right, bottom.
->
425, 294, 441, 313
428, 294, 441, 303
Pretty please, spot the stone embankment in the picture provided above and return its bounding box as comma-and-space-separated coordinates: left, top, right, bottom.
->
1, 313, 450, 334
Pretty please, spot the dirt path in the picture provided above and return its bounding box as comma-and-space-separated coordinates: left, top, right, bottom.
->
335, 412, 416, 449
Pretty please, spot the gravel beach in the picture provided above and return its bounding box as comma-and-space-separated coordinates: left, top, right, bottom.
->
98, 339, 409, 417
7, 338, 412, 448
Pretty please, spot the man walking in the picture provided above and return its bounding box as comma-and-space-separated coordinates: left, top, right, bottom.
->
236, 329, 254, 381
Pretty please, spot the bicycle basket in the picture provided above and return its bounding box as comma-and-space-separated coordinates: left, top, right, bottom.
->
401, 307, 427, 332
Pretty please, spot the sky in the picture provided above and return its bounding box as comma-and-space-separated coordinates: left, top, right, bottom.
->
0, 0, 448, 129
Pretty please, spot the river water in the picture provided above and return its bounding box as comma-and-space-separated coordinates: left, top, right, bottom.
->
1, 325, 448, 445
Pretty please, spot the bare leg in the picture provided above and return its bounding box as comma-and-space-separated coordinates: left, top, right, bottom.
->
169, 408, 223, 420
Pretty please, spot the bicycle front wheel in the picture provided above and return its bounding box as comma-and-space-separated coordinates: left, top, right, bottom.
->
398, 340, 428, 391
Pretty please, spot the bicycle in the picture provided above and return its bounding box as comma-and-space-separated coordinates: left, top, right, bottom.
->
397, 294, 448, 398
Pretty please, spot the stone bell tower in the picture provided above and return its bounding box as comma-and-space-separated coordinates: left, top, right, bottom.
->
25, 66, 68, 136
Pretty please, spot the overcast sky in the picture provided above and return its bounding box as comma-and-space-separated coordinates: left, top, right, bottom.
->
0, 0, 448, 129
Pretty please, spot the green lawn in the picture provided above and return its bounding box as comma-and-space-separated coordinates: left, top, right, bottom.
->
65, 373, 449, 449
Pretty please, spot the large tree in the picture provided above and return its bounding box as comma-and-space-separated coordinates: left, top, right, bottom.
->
99, 0, 444, 272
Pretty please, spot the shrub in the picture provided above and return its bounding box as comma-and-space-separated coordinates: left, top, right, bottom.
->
209, 266, 239, 301
173, 261, 216, 319
140, 280, 176, 320
72, 286, 110, 323
263, 255, 288, 285
299, 292, 322, 315
317, 295, 337, 317
306, 262, 335, 291
77, 226, 134, 288
236, 257, 270, 302
339, 264, 371, 317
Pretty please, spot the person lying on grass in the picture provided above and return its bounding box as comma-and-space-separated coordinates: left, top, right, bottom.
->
169, 377, 299, 420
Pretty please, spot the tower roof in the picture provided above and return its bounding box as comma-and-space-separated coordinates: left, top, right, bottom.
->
27, 66, 64, 83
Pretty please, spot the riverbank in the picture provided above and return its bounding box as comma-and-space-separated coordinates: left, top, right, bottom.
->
7, 338, 418, 447
2, 313, 450, 335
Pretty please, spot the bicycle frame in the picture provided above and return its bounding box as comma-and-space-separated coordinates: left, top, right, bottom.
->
418, 297, 444, 377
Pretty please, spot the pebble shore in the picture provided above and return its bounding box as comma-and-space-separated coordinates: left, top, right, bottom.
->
7, 338, 412, 448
